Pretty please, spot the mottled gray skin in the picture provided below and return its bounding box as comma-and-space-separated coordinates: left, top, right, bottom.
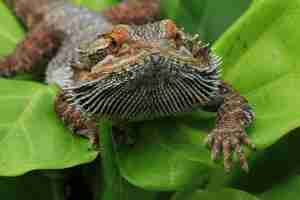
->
45, 2, 112, 86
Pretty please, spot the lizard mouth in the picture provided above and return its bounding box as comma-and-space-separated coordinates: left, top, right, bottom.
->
63, 52, 221, 120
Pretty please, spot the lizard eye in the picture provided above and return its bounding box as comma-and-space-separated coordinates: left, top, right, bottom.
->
72, 36, 115, 71
110, 39, 118, 48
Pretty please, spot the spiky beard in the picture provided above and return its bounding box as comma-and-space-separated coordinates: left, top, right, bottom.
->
62, 52, 222, 121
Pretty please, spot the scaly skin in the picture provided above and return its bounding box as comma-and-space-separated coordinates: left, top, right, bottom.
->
0, 0, 255, 172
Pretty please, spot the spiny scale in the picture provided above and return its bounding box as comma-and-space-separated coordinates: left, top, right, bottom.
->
64, 51, 222, 121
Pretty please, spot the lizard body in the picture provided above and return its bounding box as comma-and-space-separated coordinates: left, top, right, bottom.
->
1, 0, 255, 172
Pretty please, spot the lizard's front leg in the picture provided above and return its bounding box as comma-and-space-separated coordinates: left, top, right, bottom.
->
54, 90, 99, 148
206, 81, 256, 172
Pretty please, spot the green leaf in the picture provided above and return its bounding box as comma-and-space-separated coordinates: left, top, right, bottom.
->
0, 79, 98, 176
173, 188, 260, 200
230, 129, 300, 192
118, 0, 300, 190
260, 175, 300, 200
196, 0, 251, 42
117, 117, 218, 191
70, 0, 119, 11
0, 2, 25, 57
160, 0, 251, 42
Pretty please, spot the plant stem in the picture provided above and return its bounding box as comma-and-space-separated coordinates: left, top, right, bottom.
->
50, 178, 65, 200
42, 171, 66, 200
97, 120, 116, 200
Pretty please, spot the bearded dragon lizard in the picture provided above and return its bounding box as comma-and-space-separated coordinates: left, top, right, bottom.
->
0, 0, 255, 172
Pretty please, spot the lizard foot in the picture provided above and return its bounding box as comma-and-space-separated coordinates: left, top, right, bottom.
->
206, 122, 256, 172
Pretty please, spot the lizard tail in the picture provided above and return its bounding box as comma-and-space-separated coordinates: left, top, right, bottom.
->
5, 0, 65, 29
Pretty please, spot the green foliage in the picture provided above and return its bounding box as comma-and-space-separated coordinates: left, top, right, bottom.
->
260, 176, 300, 200
0, 79, 98, 176
1, 0, 300, 199
117, 117, 216, 190
0, 2, 24, 56
0, 172, 64, 200
160, 0, 251, 42
173, 188, 260, 200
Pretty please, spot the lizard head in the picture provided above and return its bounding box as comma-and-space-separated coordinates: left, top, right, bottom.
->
65, 19, 222, 120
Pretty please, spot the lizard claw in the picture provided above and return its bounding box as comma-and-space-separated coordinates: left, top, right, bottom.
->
206, 124, 255, 172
